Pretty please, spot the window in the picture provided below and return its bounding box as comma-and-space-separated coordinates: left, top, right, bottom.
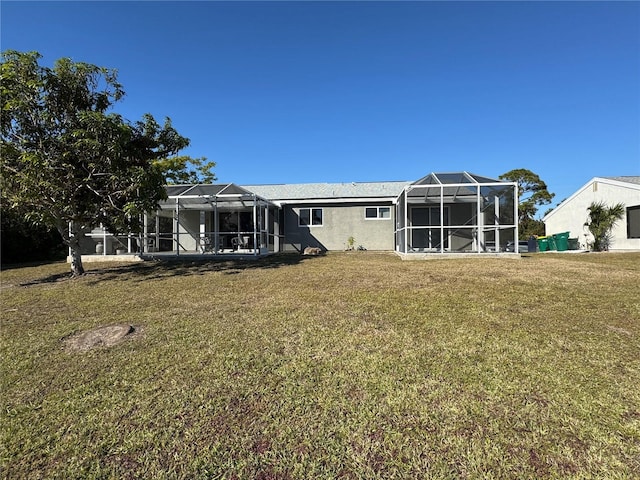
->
628, 205, 640, 238
299, 208, 323, 226
365, 207, 391, 220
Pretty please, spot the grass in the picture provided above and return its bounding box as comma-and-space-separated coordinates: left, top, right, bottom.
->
1, 252, 639, 479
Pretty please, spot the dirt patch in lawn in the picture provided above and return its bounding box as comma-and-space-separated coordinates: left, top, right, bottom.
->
64, 324, 141, 352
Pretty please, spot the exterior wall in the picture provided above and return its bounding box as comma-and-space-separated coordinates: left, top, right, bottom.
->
282, 202, 396, 252
177, 209, 200, 252
544, 180, 640, 251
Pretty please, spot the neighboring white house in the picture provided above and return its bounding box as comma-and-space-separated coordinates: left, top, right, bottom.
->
543, 176, 640, 251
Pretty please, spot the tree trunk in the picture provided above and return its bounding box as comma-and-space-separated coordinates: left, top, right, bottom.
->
69, 246, 85, 276
56, 221, 85, 276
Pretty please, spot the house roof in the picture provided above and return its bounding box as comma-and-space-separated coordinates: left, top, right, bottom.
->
602, 176, 640, 186
244, 173, 510, 203
242, 181, 411, 202
161, 173, 513, 206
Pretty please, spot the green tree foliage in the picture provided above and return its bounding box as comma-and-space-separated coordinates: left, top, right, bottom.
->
154, 155, 217, 184
499, 168, 554, 238
1, 50, 190, 275
584, 201, 625, 251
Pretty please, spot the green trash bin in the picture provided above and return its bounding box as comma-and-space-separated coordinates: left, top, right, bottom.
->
537, 236, 549, 252
548, 235, 557, 251
568, 238, 579, 250
554, 232, 570, 251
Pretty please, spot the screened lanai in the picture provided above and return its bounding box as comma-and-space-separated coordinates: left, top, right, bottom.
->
142, 184, 280, 256
395, 172, 518, 254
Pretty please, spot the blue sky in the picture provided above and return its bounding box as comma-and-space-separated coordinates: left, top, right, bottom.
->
2, 1, 639, 211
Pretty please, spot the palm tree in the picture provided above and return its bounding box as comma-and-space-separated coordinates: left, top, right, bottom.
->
584, 201, 625, 251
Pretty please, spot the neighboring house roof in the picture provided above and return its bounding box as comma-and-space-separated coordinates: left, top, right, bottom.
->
243, 181, 411, 203
602, 176, 640, 186
543, 176, 640, 221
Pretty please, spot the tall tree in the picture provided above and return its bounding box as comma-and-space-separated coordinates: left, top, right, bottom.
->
1, 50, 190, 275
154, 155, 217, 185
584, 201, 625, 251
499, 168, 554, 238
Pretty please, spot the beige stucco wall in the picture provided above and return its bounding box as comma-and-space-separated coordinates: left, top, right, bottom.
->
178, 210, 200, 252
544, 179, 640, 251
283, 203, 395, 252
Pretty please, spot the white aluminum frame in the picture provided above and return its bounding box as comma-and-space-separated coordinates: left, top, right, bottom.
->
395, 173, 518, 254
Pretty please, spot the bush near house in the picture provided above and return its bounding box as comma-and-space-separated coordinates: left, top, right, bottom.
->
584, 201, 626, 251
2, 253, 639, 478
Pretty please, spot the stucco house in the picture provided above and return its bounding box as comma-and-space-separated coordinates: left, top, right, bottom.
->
543, 176, 640, 251
78, 171, 520, 259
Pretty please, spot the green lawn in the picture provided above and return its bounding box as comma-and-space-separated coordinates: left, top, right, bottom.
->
2, 252, 639, 479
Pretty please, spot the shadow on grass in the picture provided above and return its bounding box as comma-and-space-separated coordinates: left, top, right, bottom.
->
17, 270, 73, 287
18, 253, 321, 287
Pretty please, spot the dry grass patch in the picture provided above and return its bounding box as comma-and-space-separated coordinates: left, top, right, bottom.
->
1, 253, 639, 479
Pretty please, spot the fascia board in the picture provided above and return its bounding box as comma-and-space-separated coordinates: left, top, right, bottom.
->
275, 196, 397, 206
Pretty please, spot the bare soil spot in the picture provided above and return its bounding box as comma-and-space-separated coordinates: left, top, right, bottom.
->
64, 324, 141, 352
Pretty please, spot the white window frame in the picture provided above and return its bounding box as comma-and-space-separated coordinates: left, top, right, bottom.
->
364, 206, 391, 220
299, 207, 323, 227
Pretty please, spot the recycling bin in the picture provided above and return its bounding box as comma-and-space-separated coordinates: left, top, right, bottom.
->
553, 232, 570, 251
537, 236, 549, 252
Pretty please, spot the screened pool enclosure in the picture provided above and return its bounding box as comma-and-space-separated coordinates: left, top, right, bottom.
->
141, 184, 280, 256
395, 172, 518, 254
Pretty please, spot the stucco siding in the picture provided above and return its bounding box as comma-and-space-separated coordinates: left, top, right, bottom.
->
545, 180, 640, 250
178, 210, 200, 252
283, 203, 395, 252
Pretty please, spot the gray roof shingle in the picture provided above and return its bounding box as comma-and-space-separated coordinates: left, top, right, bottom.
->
242, 181, 411, 201
603, 176, 640, 186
